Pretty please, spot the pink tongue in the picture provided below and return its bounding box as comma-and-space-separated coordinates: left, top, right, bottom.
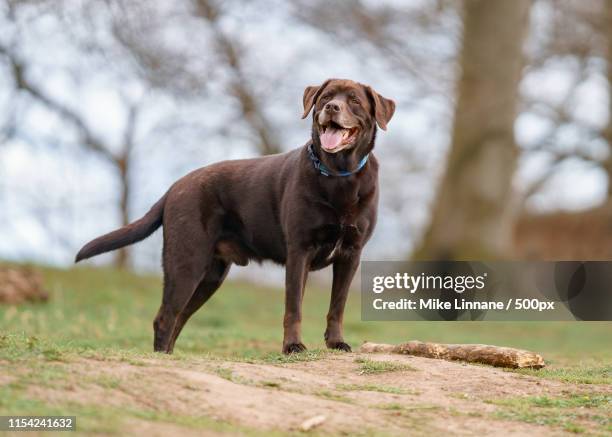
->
320, 128, 343, 150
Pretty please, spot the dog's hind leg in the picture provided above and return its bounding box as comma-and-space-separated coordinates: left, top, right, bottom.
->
166, 258, 230, 352
153, 223, 217, 353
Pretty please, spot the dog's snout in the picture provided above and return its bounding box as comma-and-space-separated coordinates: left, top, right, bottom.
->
325, 101, 341, 113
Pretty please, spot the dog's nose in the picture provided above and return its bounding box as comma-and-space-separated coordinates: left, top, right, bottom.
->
325, 102, 340, 113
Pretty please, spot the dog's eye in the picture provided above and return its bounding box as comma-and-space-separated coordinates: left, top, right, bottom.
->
348, 94, 360, 105
321, 94, 332, 102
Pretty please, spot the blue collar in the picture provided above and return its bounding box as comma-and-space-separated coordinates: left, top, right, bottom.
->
307, 144, 369, 177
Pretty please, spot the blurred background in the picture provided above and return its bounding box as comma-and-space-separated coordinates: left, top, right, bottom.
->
0, 2, 610, 388
2, 0, 612, 280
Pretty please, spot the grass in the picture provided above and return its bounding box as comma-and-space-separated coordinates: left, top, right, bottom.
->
355, 357, 416, 375
510, 365, 611, 385
314, 390, 353, 403
1, 264, 610, 366
379, 403, 439, 412
489, 394, 612, 435
258, 349, 334, 364
0, 263, 611, 435
378, 403, 404, 410
336, 383, 420, 395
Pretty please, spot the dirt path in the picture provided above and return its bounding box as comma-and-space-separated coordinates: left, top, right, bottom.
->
25, 353, 609, 436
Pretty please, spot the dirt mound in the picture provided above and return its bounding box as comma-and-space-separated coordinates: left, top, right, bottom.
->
21, 353, 609, 436
0, 266, 49, 304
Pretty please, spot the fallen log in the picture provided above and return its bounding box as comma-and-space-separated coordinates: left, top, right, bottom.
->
359, 341, 545, 369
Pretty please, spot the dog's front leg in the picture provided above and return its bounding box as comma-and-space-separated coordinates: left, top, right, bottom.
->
325, 252, 360, 352
282, 251, 310, 354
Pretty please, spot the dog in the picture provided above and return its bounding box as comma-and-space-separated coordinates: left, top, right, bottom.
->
76, 78, 395, 354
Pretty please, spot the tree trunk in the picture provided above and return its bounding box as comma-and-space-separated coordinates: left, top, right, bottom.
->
115, 155, 130, 269
414, 0, 531, 260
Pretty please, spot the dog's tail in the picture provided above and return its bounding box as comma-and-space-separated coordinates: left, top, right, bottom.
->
75, 193, 168, 263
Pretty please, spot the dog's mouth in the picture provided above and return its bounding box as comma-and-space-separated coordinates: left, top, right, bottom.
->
318, 121, 360, 153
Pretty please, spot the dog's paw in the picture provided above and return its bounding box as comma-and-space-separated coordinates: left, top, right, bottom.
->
282, 342, 307, 354
326, 341, 352, 352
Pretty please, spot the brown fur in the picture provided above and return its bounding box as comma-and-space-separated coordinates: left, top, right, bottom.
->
76, 78, 395, 354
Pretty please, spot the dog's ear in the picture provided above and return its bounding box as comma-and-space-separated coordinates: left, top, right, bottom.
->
301, 79, 331, 119
365, 86, 396, 131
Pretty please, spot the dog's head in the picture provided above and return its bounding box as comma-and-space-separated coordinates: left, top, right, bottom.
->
302, 79, 395, 155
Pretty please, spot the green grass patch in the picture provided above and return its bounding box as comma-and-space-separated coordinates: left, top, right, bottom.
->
511, 364, 611, 385
355, 357, 416, 375
491, 393, 611, 410
1, 264, 610, 367
258, 349, 331, 364
213, 366, 235, 381
379, 403, 440, 413
336, 383, 419, 395
211, 366, 256, 387
314, 390, 353, 403
378, 402, 404, 410
0, 333, 69, 362
489, 393, 611, 434
529, 394, 610, 409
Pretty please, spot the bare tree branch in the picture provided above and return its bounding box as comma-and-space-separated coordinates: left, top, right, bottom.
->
0, 44, 116, 163
519, 53, 607, 202
0, 37, 144, 268
292, 0, 459, 103
192, 0, 281, 155
522, 148, 602, 202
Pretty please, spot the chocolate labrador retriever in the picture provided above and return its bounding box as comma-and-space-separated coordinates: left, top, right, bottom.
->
76, 78, 395, 354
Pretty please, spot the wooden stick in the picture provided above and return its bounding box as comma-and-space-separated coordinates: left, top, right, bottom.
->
359, 341, 545, 369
